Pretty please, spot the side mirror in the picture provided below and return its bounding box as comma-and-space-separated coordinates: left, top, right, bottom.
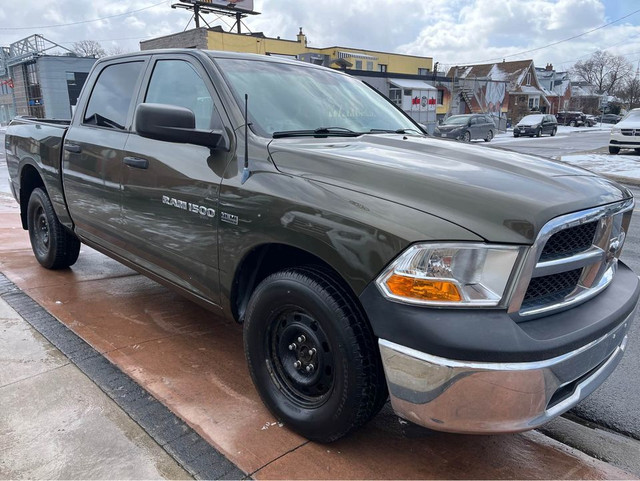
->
135, 103, 225, 149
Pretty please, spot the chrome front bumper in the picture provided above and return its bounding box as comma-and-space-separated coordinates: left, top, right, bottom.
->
379, 308, 635, 434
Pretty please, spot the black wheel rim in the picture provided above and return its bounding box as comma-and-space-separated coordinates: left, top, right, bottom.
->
267, 308, 335, 408
32, 205, 50, 258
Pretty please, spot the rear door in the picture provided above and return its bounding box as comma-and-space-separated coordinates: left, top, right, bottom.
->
119, 54, 233, 303
63, 58, 148, 248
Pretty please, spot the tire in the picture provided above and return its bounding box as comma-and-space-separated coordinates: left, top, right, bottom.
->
484, 130, 493, 142
462, 131, 470, 142
609, 146, 620, 155
635, 148, 640, 154
536, 128, 542, 138
243, 266, 387, 443
569, 121, 576, 127
513, 133, 520, 138
551, 127, 557, 137
27, 188, 80, 269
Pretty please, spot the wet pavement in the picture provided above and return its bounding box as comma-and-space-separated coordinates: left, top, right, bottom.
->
0, 193, 634, 479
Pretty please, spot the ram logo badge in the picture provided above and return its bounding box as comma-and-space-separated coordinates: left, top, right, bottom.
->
162, 195, 215, 218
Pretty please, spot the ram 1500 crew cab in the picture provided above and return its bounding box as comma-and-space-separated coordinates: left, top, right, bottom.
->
6, 49, 639, 442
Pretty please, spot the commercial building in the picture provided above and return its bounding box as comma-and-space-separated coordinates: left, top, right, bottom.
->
141, 27, 442, 129
0, 35, 97, 124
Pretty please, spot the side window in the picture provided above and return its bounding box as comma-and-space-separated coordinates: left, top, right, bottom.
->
145, 60, 215, 130
84, 62, 144, 130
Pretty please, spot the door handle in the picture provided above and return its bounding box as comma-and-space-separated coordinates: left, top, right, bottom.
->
64, 144, 82, 153
123, 156, 149, 169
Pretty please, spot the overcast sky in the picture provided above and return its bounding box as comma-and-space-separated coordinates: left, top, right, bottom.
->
1, 0, 640, 73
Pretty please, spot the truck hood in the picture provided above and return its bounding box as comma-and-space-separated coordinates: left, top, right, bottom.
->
267, 134, 631, 244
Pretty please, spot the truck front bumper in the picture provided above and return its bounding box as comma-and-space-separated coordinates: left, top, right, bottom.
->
360, 261, 639, 433
379, 309, 633, 433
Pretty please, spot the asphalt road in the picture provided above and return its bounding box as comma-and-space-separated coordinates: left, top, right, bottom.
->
487, 129, 611, 158
1, 128, 639, 439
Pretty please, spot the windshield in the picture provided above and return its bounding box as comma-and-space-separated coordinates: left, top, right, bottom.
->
519, 115, 544, 124
214, 58, 418, 137
443, 115, 470, 125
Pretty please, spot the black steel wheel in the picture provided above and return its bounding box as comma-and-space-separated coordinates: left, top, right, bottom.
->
27, 188, 80, 269
244, 266, 387, 442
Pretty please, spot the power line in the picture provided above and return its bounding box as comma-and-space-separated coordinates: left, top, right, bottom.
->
0, 1, 169, 31
450, 7, 640, 65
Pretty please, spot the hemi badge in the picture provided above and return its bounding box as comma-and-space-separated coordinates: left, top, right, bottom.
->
221, 212, 239, 225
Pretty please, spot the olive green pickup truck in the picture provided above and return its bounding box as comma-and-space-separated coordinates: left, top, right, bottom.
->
5, 49, 639, 442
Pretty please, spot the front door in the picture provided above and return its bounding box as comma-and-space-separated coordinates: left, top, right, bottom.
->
119, 55, 233, 304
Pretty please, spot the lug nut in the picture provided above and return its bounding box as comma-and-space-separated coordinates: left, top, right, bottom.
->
306, 363, 315, 373
308, 348, 316, 356
293, 360, 302, 369
297, 335, 306, 343
288, 343, 296, 351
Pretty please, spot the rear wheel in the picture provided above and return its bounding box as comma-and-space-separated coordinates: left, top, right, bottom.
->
27, 188, 80, 269
484, 130, 493, 142
609, 146, 620, 155
243, 266, 387, 442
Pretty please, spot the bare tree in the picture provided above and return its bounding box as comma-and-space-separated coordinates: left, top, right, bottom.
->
572, 50, 632, 94
72, 40, 106, 58
106, 45, 129, 56
616, 75, 640, 110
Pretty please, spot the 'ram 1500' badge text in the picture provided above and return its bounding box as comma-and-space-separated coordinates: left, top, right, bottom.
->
162, 195, 215, 218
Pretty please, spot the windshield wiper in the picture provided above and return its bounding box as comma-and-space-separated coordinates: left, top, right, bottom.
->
272, 127, 363, 138
368, 128, 424, 135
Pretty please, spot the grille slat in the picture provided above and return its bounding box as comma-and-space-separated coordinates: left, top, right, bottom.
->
539, 221, 597, 261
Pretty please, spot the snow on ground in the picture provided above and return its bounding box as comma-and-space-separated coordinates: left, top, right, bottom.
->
559, 152, 640, 183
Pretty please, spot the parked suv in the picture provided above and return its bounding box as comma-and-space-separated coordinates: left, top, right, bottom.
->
556, 111, 586, 127
609, 108, 640, 154
434, 114, 495, 142
514, 114, 557, 137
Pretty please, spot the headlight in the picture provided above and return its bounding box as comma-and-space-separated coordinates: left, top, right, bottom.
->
612, 127, 622, 134
376, 243, 522, 307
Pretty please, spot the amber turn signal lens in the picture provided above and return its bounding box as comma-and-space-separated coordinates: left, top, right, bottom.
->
385, 274, 462, 302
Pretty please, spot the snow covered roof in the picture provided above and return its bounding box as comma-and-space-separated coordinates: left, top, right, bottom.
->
447, 60, 533, 91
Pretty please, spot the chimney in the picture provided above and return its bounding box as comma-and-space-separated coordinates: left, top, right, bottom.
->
297, 27, 307, 46
546, 63, 553, 71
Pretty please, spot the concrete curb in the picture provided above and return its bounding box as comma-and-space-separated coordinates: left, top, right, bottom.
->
0, 273, 247, 481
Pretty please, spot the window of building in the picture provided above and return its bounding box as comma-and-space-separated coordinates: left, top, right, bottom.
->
528, 96, 539, 110
84, 61, 144, 130
366, 61, 373, 71
526, 72, 531, 85
24, 62, 44, 118
379, 64, 387, 72
418, 68, 429, 76
355, 60, 362, 70
145, 60, 217, 130
437, 89, 444, 105
388, 87, 402, 106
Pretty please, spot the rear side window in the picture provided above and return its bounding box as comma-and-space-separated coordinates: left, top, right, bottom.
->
145, 60, 216, 130
84, 61, 144, 130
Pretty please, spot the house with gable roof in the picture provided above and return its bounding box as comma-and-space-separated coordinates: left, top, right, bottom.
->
447, 59, 550, 124
536, 63, 572, 115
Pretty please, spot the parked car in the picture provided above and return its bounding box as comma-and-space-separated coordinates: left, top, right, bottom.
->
601, 113, 622, 124
585, 115, 598, 127
556, 111, 586, 127
433, 114, 495, 142
5, 49, 638, 442
609, 108, 640, 154
514, 114, 557, 137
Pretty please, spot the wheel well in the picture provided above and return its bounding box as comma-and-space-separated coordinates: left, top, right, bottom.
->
231, 244, 357, 323
19, 165, 45, 230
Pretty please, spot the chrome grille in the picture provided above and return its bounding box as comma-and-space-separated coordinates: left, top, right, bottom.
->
621, 129, 640, 136
509, 200, 634, 319
539, 221, 597, 261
